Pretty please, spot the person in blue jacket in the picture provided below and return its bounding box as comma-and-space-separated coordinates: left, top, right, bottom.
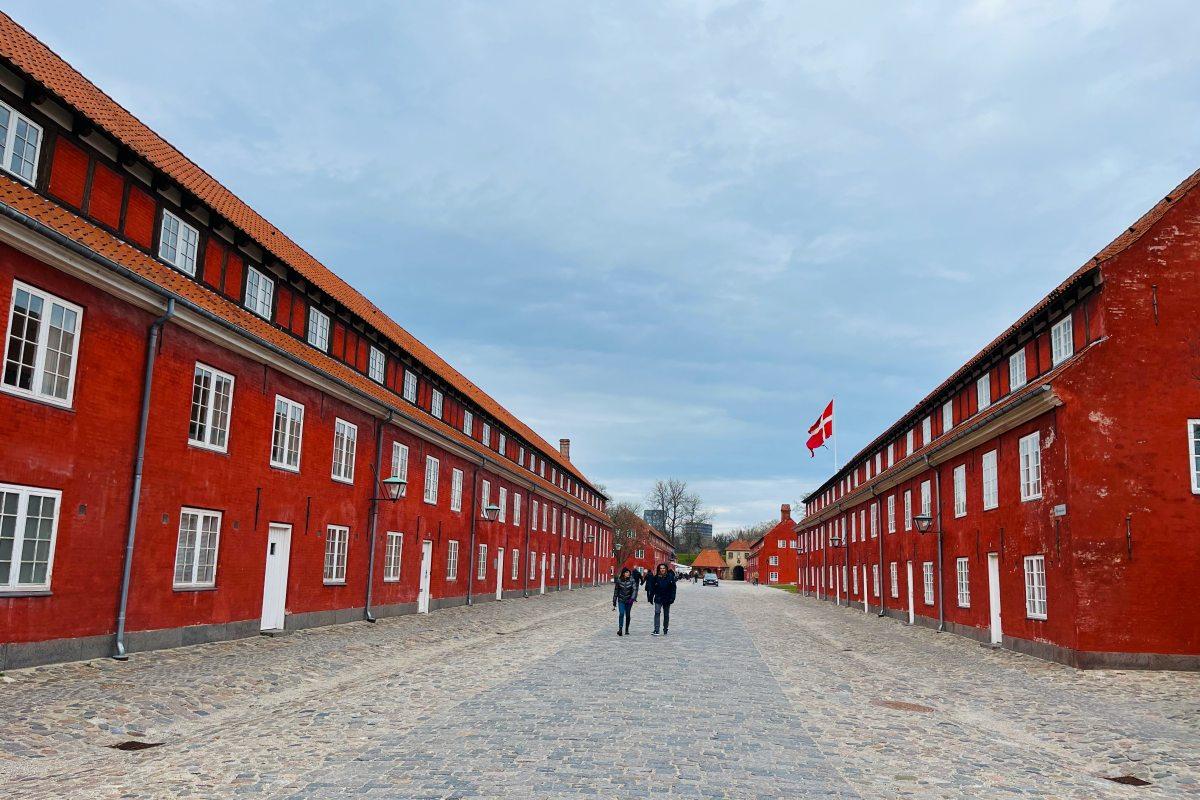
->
646, 563, 678, 636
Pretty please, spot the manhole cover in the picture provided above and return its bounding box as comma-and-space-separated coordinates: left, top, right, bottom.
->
109, 740, 164, 752
1105, 776, 1151, 786
872, 699, 934, 713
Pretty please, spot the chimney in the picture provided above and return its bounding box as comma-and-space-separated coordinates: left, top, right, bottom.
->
559, 438, 571, 460
781, 503, 792, 521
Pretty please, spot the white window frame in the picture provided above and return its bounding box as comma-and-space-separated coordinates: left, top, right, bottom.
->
976, 374, 991, 411
769, 571, 779, 583
430, 389, 443, 419
244, 265, 274, 319
889, 561, 898, 598
922, 561, 934, 606
307, 308, 330, 351
383, 531, 403, 582
1019, 432, 1042, 501
0, 100, 44, 184
368, 346, 385, 383
0, 482, 62, 592
463, 409, 473, 436
982, 449, 998, 510
511, 548, 519, 581
498, 432, 506, 456
403, 370, 418, 403
953, 464, 967, 518
906, 429, 914, 455
886, 494, 895, 533
513, 492, 522, 526
446, 540, 459, 580
870, 502, 878, 538
904, 490, 912, 530
498, 487, 508, 523
477, 543, 488, 580
872, 564, 880, 597
173, 507, 221, 589
424, 456, 440, 504
1009, 349, 1027, 391
942, 401, 953, 434
391, 442, 409, 482
270, 395, 304, 472
922, 416, 931, 445
769, 555, 778, 566
3, 280, 83, 408
1024, 555, 1047, 619
920, 480, 931, 516
956, 557, 970, 608
531, 499, 539, 531
1051, 316, 1073, 366
158, 210, 200, 276
331, 418, 357, 484
323, 525, 349, 584
450, 468, 464, 512
1189, 420, 1200, 494
188, 363, 234, 453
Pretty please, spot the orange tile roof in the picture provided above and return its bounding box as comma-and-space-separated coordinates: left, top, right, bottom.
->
0, 177, 607, 521
691, 549, 725, 570
0, 11, 598, 493
724, 539, 751, 551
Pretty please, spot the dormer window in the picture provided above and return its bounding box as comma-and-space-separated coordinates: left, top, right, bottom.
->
159, 210, 199, 276
482, 422, 491, 447
307, 308, 330, 351
244, 266, 274, 319
1051, 316, 1073, 365
976, 374, 991, 410
0, 101, 42, 184
368, 346, 385, 383
430, 389, 443, 419
463, 409, 473, 436
402, 370, 417, 403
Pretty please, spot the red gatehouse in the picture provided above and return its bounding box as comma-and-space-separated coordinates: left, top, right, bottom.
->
745, 505, 798, 585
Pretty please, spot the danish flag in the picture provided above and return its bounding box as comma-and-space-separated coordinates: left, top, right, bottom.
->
806, 400, 834, 457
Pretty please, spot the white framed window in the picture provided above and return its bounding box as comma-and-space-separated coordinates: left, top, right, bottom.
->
173, 507, 221, 589
976, 374, 991, 410
446, 540, 459, 580
769, 555, 778, 566
852, 566, 858, 594
887, 494, 895, 533
307, 308, 330, 351
875, 452, 882, 473
942, 401, 953, 434
777, 538, 787, 548
481, 422, 491, 448
920, 480, 931, 516
383, 531, 403, 582
887, 443, 894, 467
1024, 555, 1047, 619
870, 502, 878, 538
552, 508, 559, 535
3, 281, 83, 407
391, 442, 409, 482
244, 266, 274, 319
481, 480, 491, 518
402, 370, 418, 403
769, 571, 779, 583
270, 395, 304, 471
368, 346, 385, 383
982, 450, 998, 510
634, 549, 644, 560
953, 464, 966, 518
424, 456, 439, 504
1009, 349, 1027, 391
0, 100, 43, 184
511, 548, 519, 580
922, 561, 934, 605
323, 525, 349, 584
513, 492, 521, 526
188, 363, 234, 452
531, 499, 539, 531
872, 564, 880, 597
331, 418, 357, 483
518, 445, 525, 466
1189, 421, 1200, 494
956, 557, 970, 608
463, 409, 473, 436
542, 502, 548, 531
450, 468, 464, 512
906, 429, 914, 455
1019, 432, 1042, 500
430, 389, 443, 419
529, 550, 537, 578
551, 555, 557, 578
0, 482, 61, 591
889, 561, 898, 598
922, 416, 931, 445
498, 487, 508, 523
498, 432, 506, 456
1051, 316, 1074, 366
477, 543, 488, 580
158, 210, 199, 276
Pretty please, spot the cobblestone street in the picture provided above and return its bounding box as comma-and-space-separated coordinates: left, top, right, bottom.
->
2, 583, 1197, 799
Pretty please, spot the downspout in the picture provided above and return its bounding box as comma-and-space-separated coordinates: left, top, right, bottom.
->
557, 502, 564, 591
872, 485, 885, 617
114, 298, 175, 660
363, 411, 392, 623
467, 459, 481, 605
523, 492, 532, 598
925, 454, 946, 632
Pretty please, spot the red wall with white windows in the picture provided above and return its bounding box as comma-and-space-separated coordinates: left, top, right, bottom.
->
747, 506, 798, 585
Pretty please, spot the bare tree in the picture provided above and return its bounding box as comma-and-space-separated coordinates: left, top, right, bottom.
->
607, 501, 648, 573
712, 519, 774, 550
646, 479, 711, 549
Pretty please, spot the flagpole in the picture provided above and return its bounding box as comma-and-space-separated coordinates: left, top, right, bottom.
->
832, 394, 839, 471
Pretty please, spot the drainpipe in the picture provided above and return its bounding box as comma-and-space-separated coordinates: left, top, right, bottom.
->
114, 298, 175, 661
363, 411, 392, 623
872, 485, 885, 617
523, 492, 532, 598
467, 460, 481, 605
557, 502, 564, 591
924, 454, 946, 633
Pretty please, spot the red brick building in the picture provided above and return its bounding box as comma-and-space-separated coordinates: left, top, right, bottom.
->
796, 169, 1200, 669
0, 13, 613, 670
745, 505, 798, 585
619, 517, 675, 575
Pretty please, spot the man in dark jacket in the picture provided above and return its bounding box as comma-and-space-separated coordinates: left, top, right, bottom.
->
612, 568, 637, 636
646, 563, 678, 636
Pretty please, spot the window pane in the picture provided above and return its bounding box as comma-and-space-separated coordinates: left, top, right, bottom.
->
0, 490, 17, 585
11, 117, 41, 182
4, 288, 42, 391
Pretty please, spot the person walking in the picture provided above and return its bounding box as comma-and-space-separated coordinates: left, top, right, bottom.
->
647, 563, 678, 636
612, 568, 637, 636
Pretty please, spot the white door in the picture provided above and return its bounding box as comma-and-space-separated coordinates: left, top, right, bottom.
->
496, 549, 504, 601
987, 552, 1003, 645
418, 540, 433, 614
906, 560, 915, 624
260, 524, 292, 631
539, 554, 546, 594
862, 565, 869, 614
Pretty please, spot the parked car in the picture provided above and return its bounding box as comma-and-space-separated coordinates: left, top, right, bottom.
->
702, 572, 719, 587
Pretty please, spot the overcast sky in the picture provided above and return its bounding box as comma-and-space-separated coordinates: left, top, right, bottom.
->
13, 1, 1200, 531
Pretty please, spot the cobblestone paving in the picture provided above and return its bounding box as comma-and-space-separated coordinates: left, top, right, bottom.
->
1, 583, 1196, 798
